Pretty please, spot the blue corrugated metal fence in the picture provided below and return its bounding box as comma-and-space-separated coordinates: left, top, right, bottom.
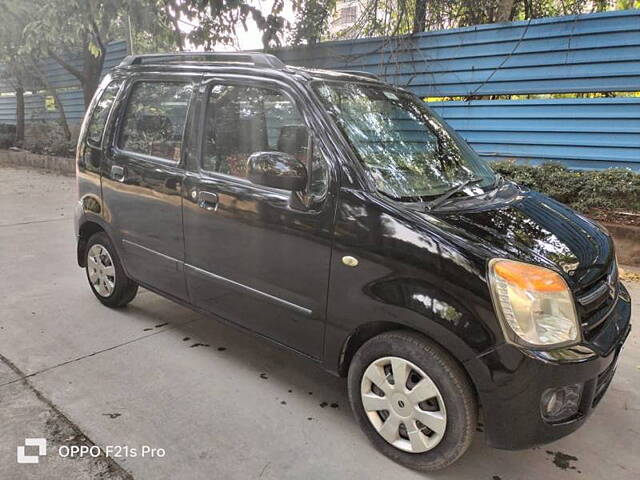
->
275, 10, 640, 170
429, 98, 639, 170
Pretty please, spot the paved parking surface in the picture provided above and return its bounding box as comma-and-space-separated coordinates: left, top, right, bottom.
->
1, 166, 639, 480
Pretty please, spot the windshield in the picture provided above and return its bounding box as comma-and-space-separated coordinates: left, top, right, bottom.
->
313, 81, 496, 200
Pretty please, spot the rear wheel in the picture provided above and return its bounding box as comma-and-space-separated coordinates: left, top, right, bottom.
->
347, 330, 476, 471
85, 232, 138, 308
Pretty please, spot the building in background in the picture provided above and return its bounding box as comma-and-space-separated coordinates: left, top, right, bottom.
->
329, 1, 362, 38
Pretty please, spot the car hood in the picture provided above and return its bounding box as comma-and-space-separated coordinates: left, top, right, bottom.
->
429, 184, 613, 288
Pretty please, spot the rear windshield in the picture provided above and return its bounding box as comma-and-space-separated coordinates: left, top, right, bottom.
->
313, 81, 495, 200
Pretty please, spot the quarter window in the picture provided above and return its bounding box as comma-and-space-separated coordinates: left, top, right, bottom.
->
87, 81, 121, 146
119, 81, 191, 162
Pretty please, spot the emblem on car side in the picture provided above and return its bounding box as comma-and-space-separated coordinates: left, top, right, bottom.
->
559, 261, 579, 276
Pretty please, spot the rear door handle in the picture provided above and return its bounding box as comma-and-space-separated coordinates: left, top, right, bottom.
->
111, 165, 125, 182
197, 191, 219, 211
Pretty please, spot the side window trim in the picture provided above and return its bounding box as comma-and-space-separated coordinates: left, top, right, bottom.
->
113, 78, 195, 166
111, 148, 182, 168
307, 131, 331, 201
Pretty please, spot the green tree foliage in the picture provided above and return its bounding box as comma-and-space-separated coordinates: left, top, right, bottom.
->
0, 0, 295, 145
322, 0, 637, 40
290, 0, 336, 45
169, 0, 289, 49
14, 0, 176, 107
0, 0, 32, 144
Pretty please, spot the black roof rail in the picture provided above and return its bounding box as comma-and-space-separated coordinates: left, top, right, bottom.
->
119, 52, 286, 70
334, 70, 381, 81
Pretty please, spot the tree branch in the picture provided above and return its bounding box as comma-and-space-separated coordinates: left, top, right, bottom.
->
165, 0, 185, 51
46, 48, 85, 83
28, 54, 71, 140
90, 18, 107, 56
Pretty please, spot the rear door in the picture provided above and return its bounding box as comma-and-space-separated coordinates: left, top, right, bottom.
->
101, 76, 196, 300
182, 78, 337, 358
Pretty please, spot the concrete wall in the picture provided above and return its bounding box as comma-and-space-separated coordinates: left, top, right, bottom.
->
0, 149, 75, 175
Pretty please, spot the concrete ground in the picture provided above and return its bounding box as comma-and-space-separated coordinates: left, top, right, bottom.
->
1, 165, 639, 480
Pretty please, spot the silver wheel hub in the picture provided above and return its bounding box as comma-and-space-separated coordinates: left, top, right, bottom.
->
390, 393, 412, 417
87, 244, 115, 297
360, 356, 447, 453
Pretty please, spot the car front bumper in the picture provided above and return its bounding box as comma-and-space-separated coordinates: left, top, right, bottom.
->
477, 283, 632, 450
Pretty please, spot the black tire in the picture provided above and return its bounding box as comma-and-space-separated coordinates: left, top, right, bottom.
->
347, 330, 476, 471
85, 232, 138, 308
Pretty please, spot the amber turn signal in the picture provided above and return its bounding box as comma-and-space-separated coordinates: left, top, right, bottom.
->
493, 260, 566, 293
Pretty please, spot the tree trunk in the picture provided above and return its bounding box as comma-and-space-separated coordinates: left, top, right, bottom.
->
30, 58, 71, 141
165, 0, 184, 51
413, 0, 427, 33
48, 85, 71, 141
82, 41, 105, 108
15, 84, 25, 146
496, 0, 515, 22
44, 35, 105, 132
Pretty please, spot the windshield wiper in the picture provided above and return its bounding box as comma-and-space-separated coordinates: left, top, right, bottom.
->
425, 178, 484, 211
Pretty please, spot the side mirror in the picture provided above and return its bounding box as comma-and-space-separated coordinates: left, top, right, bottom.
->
247, 151, 307, 191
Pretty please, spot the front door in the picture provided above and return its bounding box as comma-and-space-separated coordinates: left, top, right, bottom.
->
102, 78, 195, 301
183, 80, 336, 358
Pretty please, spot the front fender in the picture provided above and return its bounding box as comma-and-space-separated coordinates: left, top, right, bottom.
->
323, 272, 499, 374
322, 189, 502, 377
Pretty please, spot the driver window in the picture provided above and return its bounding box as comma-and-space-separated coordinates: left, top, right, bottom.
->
203, 85, 327, 194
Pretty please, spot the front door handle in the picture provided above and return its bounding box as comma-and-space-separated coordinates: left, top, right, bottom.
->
197, 191, 219, 212
111, 165, 125, 182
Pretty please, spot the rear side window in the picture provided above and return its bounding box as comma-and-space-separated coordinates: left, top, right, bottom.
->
87, 81, 121, 146
119, 81, 191, 162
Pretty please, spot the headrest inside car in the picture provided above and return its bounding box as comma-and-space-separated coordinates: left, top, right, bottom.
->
277, 126, 309, 158
136, 114, 173, 137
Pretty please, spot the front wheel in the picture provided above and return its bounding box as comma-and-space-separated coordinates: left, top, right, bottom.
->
85, 232, 138, 308
347, 330, 477, 471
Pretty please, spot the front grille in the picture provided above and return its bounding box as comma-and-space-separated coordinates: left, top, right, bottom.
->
576, 262, 618, 335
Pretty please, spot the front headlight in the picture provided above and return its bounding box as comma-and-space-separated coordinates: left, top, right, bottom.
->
488, 258, 581, 349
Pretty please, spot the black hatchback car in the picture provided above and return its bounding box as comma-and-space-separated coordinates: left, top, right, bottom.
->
75, 52, 631, 471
